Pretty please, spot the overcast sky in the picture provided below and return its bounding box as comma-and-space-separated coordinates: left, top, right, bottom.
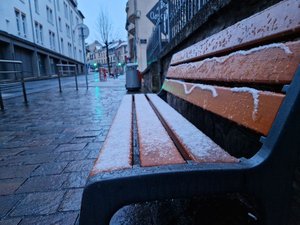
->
77, 0, 127, 44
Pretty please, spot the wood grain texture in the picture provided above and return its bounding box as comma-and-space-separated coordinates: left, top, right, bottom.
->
135, 94, 185, 167
162, 80, 285, 135
167, 41, 300, 84
90, 95, 133, 175
148, 94, 238, 163
170, 0, 300, 66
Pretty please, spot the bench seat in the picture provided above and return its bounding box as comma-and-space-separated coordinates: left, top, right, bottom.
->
92, 93, 237, 174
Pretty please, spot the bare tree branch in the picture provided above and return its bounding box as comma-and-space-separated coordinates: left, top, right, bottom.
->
96, 10, 113, 75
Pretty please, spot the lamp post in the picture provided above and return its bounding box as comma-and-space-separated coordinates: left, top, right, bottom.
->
76, 23, 89, 89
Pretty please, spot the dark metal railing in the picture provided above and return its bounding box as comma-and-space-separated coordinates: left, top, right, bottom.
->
147, 21, 162, 65
56, 64, 80, 92
0, 59, 28, 110
147, 0, 211, 65
169, 0, 209, 40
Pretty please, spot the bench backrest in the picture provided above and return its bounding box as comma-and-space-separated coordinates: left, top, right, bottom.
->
162, 0, 300, 158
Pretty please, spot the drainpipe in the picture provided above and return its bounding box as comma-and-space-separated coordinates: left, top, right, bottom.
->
53, 0, 61, 54
28, 0, 36, 44
133, 0, 137, 63
28, 0, 40, 77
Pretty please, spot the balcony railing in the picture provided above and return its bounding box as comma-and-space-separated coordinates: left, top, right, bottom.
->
147, 0, 211, 65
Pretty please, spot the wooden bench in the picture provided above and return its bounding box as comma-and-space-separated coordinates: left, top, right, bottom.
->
80, 1, 300, 224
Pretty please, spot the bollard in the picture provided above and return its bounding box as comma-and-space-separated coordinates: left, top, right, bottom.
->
75, 66, 78, 91
58, 66, 62, 92
0, 86, 4, 110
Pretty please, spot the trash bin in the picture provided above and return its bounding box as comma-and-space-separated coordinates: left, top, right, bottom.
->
125, 63, 141, 91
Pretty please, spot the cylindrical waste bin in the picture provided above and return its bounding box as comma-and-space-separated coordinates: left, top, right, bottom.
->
125, 63, 141, 91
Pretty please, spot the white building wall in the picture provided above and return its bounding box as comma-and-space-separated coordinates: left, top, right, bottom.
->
0, 0, 84, 62
0, 0, 33, 42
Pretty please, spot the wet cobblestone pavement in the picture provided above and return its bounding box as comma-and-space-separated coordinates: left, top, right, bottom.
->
0, 75, 126, 224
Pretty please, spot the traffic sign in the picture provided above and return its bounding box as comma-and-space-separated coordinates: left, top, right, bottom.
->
146, 1, 168, 35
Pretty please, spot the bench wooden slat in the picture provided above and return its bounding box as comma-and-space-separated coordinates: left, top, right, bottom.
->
134, 94, 185, 167
170, 0, 300, 66
162, 79, 285, 136
90, 95, 133, 174
168, 41, 300, 84
147, 94, 238, 163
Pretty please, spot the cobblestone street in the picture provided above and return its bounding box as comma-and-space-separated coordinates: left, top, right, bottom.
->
0, 75, 127, 225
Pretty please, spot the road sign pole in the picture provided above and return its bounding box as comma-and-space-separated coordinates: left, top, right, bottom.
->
81, 27, 88, 89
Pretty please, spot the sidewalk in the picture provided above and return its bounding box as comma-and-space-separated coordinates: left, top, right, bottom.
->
0, 75, 127, 224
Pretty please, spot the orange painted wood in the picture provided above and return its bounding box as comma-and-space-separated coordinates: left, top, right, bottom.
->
135, 94, 185, 167
168, 41, 300, 84
170, 0, 300, 66
90, 95, 133, 175
162, 80, 285, 135
147, 94, 238, 163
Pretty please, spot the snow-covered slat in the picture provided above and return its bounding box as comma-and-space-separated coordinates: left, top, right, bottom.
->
90, 95, 133, 175
162, 79, 284, 136
134, 94, 185, 167
147, 94, 238, 163
168, 41, 300, 84
170, 0, 300, 66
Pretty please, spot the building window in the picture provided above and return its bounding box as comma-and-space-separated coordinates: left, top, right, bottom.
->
74, 46, 76, 59
68, 42, 72, 57
35, 22, 43, 44
70, 10, 73, 25
58, 17, 62, 31
15, 9, 27, 38
49, 30, 55, 50
76, 16, 79, 25
61, 38, 64, 54
64, 2, 68, 20
21, 14, 27, 37
46, 6, 53, 24
66, 24, 70, 37
35, 22, 39, 43
79, 50, 82, 61
34, 0, 39, 13
39, 24, 43, 44
15, 10, 21, 36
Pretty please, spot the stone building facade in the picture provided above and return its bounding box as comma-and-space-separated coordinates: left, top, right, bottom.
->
87, 40, 128, 75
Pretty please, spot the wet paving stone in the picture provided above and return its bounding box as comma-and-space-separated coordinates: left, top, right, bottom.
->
31, 162, 68, 176
84, 142, 103, 151
55, 143, 87, 152
56, 151, 89, 162
0, 178, 26, 195
18, 145, 58, 155
0, 153, 59, 167
59, 188, 84, 212
11, 191, 65, 216
0, 165, 37, 179
0, 77, 126, 223
87, 148, 101, 159
19, 212, 78, 225
62, 171, 90, 188
0, 148, 25, 157
64, 159, 95, 173
70, 137, 96, 144
16, 174, 69, 193
0, 195, 24, 217
0, 218, 22, 225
